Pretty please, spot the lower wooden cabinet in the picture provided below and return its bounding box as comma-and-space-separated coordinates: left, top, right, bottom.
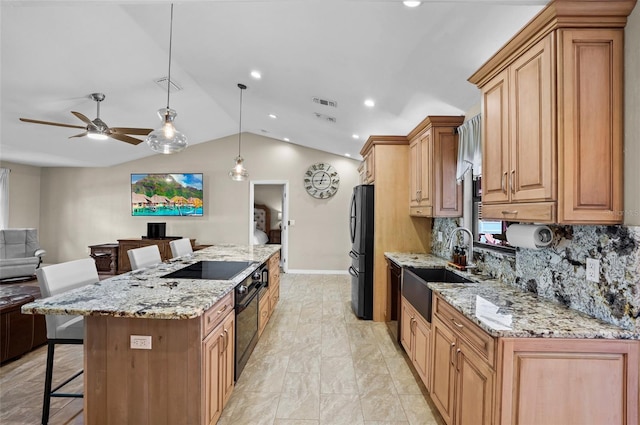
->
400, 296, 431, 391
258, 291, 270, 337
202, 303, 235, 425
498, 338, 639, 425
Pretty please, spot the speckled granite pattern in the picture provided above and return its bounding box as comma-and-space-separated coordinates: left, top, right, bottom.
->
515, 225, 640, 331
473, 247, 516, 283
431, 218, 462, 259
21, 244, 280, 319
384, 252, 637, 339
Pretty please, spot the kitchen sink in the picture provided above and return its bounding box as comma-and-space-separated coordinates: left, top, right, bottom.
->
401, 267, 474, 323
407, 267, 474, 284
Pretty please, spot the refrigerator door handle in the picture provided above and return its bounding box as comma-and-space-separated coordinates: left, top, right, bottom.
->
349, 190, 357, 244
348, 266, 358, 278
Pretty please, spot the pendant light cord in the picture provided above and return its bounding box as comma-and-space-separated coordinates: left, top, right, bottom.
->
238, 84, 246, 157
166, 3, 174, 110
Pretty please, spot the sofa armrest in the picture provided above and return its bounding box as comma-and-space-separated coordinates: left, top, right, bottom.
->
34, 249, 46, 258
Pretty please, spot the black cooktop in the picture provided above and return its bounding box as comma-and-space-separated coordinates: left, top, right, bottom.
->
162, 260, 256, 280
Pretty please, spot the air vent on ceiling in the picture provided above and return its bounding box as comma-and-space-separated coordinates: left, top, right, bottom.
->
312, 97, 338, 108
313, 112, 337, 123
154, 77, 183, 92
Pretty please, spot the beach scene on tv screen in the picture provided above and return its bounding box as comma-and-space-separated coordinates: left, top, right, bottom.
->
131, 173, 203, 216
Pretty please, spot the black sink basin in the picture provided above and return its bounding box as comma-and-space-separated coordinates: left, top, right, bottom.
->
407, 267, 474, 284
401, 267, 474, 323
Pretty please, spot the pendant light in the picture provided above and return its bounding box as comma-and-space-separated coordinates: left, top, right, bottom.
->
229, 83, 249, 181
146, 3, 188, 154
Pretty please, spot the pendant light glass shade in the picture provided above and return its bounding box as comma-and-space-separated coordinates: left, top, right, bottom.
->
147, 108, 188, 154
229, 156, 249, 181
146, 4, 187, 154
229, 83, 248, 181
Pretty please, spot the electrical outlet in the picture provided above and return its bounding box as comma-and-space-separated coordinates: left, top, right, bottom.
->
586, 258, 600, 282
438, 232, 443, 242
130, 335, 152, 350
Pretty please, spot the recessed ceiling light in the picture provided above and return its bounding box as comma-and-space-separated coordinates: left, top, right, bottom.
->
269, 113, 278, 119
352, 134, 360, 139
283, 137, 290, 142
250, 70, 262, 79
364, 99, 375, 108
345, 153, 351, 157
403, 1, 422, 8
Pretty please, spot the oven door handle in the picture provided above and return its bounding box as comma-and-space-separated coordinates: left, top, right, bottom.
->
236, 288, 260, 312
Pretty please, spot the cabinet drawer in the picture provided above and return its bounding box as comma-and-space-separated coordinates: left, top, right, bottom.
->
258, 293, 270, 337
410, 206, 432, 217
202, 292, 234, 339
269, 252, 280, 269
434, 296, 496, 367
482, 202, 556, 223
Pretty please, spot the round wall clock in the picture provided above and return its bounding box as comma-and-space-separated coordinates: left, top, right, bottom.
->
304, 162, 340, 199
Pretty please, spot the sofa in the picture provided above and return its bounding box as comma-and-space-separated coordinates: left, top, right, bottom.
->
0, 229, 46, 283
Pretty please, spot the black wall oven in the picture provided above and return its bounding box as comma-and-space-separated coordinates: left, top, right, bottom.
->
234, 263, 267, 381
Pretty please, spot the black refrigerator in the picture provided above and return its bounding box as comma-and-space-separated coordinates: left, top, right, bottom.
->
348, 184, 374, 320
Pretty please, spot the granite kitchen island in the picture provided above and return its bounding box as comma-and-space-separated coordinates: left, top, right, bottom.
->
22, 244, 281, 425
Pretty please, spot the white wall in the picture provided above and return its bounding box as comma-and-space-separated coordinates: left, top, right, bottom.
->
34, 133, 360, 270
0, 161, 41, 229
625, 4, 640, 225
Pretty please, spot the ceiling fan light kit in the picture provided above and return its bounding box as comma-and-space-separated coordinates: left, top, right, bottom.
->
146, 3, 188, 155
229, 83, 248, 182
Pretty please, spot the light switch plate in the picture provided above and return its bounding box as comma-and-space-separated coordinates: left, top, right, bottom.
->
438, 232, 443, 242
130, 335, 152, 350
586, 258, 600, 282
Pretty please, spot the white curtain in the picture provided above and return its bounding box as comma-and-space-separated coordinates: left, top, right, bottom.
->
456, 114, 482, 183
0, 168, 9, 229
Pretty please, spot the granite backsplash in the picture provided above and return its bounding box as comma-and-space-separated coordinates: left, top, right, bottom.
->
432, 218, 640, 331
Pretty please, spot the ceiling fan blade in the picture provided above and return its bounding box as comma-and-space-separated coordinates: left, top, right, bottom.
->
109, 133, 145, 146
69, 132, 89, 139
110, 127, 154, 136
19, 117, 86, 129
71, 111, 93, 125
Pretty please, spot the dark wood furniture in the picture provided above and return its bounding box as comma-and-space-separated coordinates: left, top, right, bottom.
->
89, 243, 119, 275
0, 285, 47, 363
117, 238, 195, 274
268, 229, 281, 244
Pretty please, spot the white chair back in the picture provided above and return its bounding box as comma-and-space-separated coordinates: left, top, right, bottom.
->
128, 245, 162, 270
36, 258, 98, 340
169, 238, 193, 258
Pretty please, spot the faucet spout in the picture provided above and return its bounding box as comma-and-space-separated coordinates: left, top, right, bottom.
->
447, 226, 475, 267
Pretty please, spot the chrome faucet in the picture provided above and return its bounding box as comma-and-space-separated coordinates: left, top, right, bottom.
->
447, 227, 475, 267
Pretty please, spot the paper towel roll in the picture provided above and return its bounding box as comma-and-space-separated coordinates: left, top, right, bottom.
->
506, 224, 553, 249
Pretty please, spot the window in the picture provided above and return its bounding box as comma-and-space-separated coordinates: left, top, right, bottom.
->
472, 177, 513, 251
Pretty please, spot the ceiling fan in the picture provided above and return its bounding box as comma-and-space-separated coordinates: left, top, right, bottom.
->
19, 93, 153, 145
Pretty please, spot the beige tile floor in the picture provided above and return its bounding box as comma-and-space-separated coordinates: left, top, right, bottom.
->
218, 273, 442, 425
0, 273, 442, 425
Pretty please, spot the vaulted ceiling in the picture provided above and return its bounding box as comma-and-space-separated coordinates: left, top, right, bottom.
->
0, 0, 547, 167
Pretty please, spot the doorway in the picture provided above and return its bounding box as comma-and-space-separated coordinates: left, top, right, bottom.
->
249, 180, 289, 272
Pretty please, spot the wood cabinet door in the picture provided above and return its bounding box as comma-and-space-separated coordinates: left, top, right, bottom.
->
400, 298, 414, 354
418, 131, 433, 208
454, 341, 494, 425
409, 138, 421, 207
431, 317, 456, 425
412, 313, 431, 392
481, 69, 510, 205
509, 34, 554, 203
203, 324, 224, 425
364, 149, 375, 183
258, 293, 270, 337
433, 126, 462, 217
558, 29, 623, 224
220, 313, 235, 407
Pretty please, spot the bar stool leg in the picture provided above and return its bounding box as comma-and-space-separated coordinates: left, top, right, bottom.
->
42, 342, 55, 425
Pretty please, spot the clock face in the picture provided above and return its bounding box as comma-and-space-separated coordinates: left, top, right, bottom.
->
304, 162, 340, 199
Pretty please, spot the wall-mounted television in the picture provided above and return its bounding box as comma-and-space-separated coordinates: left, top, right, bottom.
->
131, 173, 203, 216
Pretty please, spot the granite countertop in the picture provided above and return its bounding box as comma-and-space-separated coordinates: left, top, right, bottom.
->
385, 252, 638, 340
21, 244, 280, 320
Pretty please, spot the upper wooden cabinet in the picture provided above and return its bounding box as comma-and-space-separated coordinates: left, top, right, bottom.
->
408, 116, 465, 218
469, 0, 636, 224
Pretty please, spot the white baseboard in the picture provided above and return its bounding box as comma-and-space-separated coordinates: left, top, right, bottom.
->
286, 269, 349, 275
